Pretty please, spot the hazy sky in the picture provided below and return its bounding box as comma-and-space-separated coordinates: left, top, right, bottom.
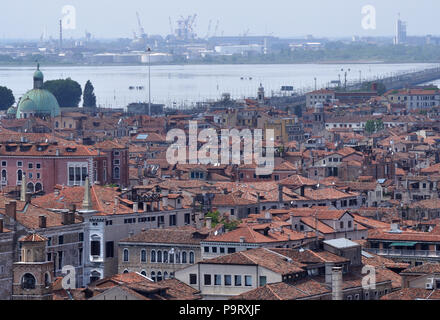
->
1, 0, 440, 39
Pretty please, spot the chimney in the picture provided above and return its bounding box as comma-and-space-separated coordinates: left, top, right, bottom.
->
25, 193, 32, 204
206, 217, 212, 230
240, 236, 245, 243
331, 267, 343, 301
56, 149, 60, 156
62, 211, 70, 225
5, 201, 17, 221
133, 202, 139, 213
0, 219, 3, 233
278, 184, 283, 203
81, 176, 93, 211
39, 215, 47, 229
68, 204, 76, 224
20, 172, 26, 202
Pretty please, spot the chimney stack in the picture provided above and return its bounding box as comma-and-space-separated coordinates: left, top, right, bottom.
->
133, 202, 139, 213
25, 193, 32, 204
5, 201, 17, 221
62, 211, 70, 225
206, 217, 212, 230
240, 236, 245, 243
39, 215, 47, 229
331, 267, 343, 301
278, 184, 283, 204
68, 204, 76, 224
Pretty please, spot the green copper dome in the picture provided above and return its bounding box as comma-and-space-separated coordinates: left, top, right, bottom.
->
16, 65, 61, 119
16, 90, 60, 118
17, 97, 37, 112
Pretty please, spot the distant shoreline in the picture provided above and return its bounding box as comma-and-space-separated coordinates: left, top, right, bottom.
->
0, 60, 438, 68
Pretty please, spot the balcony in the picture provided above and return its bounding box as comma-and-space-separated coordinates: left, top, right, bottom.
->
367, 248, 440, 259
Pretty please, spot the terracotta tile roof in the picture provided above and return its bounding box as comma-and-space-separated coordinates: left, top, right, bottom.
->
120, 226, 209, 245
232, 279, 330, 300
400, 263, 440, 275
381, 288, 440, 300
368, 229, 440, 242
200, 248, 306, 275
204, 224, 316, 244
270, 248, 349, 264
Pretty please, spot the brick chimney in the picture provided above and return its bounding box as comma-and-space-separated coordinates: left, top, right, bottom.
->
39, 215, 47, 229
5, 201, 17, 221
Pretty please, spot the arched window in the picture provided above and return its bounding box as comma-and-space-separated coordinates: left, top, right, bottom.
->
21, 273, 36, 289
164, 271, 168, 280
55, 121, 59, 128
141, 250, 147, 262
123, 269, 129, 274
27, 182, 34, 193
189, 251, 195, 264
151, 271, 156, 282
157, 271, 162, 282
140, 270, 147, 276
123, 249, 129, 262
114, 167, 120, 179
163, 251, 168, 263
157, 250, 162, 263
169, 252, 174, 264
17, 169, 23, 182
1, 169, 6, 181
35, 182, 43, 192
151, 250, 156, 263
175, 252, 180, 264
182, 251, 187, 264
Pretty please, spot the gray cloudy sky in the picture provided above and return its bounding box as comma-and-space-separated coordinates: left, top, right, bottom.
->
1, 0, 439, 39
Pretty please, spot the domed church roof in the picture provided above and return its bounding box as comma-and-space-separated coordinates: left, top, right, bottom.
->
16, 64, 60, 119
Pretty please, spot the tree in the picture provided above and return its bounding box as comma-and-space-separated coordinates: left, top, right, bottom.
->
83, 80, 97, 108
0, 86, 15, 110
375, 119, 384, 132
365, 120, 376, 134
205, 210, 240, 231
43, 78, 82, 107
365, 119, 384, 134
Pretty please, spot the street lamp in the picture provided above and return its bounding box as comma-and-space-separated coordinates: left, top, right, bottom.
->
147, 47, 151, 116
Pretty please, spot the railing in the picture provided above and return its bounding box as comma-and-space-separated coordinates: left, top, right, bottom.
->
367, 248, 440, 258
